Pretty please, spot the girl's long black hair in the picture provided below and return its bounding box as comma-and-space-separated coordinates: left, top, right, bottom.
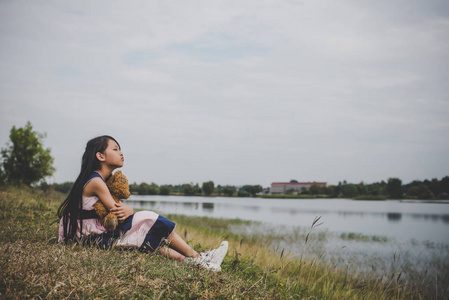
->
57, 135, 120, 243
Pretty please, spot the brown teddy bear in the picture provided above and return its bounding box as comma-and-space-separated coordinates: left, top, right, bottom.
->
93, 170, 131, 232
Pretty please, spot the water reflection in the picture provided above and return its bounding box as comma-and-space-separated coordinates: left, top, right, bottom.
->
443, 215, 449, 224
387, 212, 402, 222
410, 213, 449, 223
183, 202, 196, 209
243, 205, 260, 211
271, 207, 329, 215
126, 196, 449, 244
202, 202, 214, 211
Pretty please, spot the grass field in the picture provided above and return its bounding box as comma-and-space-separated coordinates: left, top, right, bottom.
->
0, 186, 437, 299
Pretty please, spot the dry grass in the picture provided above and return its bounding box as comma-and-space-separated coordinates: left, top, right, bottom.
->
0, 186, 438, 299
172, 215, 430, 300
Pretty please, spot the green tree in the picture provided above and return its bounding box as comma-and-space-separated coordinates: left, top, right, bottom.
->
356, 182, 366, 195
222, 186, 235, 197
366, 183, 381, 196
183, 184, 195, 196
309, 184, 321, 195
216, 184, 223, 195
129, 182, 139, 194
159, 185, 170, 195
407, 184, 432, 199
202, 181, 215, 196
324, 185, 334, 196
170, 184, 183, 194
342, 184, 358, 198
333, 182, 343, 197
53, 181, 74, 194
134, 182, 158, 195
137, 182, 150, 195
147, 182, 159, 195
441, 176, 449, 194
250, 185, 262, 197
386, 178, 402, 199
428, 178, 442, 196
194, 183, 202, 195
1, 122, 55, 186
238, 186, 251, 197
0, 168, 6, 186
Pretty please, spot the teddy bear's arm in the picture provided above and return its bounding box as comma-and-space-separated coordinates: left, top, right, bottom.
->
102, 213, 118, 232
93, 201, 119, 232
93, 201, 109, 218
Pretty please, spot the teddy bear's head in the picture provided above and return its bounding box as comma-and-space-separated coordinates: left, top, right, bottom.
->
106, 170, 130, 200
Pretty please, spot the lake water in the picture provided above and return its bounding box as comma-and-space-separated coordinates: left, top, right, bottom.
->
127, 195, 449, 293
127, 195, 449, 245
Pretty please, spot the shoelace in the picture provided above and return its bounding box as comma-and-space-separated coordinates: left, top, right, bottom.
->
200, 249, 223, 266
201, 249, 218, 258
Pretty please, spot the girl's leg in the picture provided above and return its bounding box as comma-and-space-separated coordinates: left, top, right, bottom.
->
158, 246, 185, 260
167, 232, 200, 258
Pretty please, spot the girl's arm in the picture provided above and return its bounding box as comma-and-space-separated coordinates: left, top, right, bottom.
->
84, 178, 133, 221
110, 202, 134, 221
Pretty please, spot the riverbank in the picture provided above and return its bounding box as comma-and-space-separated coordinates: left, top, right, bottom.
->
0, 187, 436, 299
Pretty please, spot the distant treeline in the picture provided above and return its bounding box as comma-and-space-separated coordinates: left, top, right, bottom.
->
284, 177, 449, 200
48, 176, 449, 200
128, 182, 262, 197
48, 180, 262, 197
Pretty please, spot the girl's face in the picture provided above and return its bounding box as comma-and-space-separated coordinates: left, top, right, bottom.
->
102, 139, 124, 168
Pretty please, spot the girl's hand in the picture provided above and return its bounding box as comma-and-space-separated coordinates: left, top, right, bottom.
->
110, 202, 134, 221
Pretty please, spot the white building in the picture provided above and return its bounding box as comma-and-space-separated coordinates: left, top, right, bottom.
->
270, 181, 327, 194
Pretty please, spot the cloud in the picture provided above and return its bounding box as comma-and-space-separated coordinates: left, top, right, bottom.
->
121, 67, 174, 84
0, 0, 448, 186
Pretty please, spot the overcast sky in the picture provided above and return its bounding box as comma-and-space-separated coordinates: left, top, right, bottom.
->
1, 0, 448, 187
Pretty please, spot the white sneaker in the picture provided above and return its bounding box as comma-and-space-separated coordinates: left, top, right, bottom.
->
200, 241, 228, 267
185, 241, 228, 272
184, 255, 221, 272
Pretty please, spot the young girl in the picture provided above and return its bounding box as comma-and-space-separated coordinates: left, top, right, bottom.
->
57, 135, 227, 271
